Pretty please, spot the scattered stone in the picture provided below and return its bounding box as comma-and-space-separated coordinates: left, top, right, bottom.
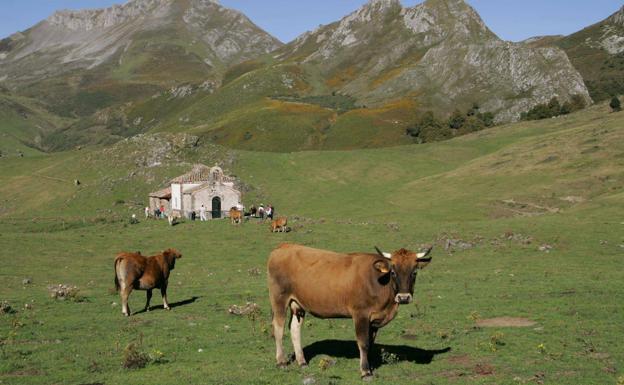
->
302, 376, 316, 385
386, 222, 400, 232
197, 348, 204, 353
228, 302, 260, 316
560, 196, 585, 203
538, 244, 553, 252
531, 372, 546, 385
247, 267, 261, 277
74, 179, 81, 186
317, 355, 337, 370
168, 85, 193, 100
1, 300, 14, 314
22, 277, 32, 285
24, 303, 33, 310
48, 284, 84, 302
444, 238, 474, 251
501, 231, 533, 245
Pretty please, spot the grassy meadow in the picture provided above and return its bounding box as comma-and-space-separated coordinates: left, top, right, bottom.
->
1, 104, 623, 384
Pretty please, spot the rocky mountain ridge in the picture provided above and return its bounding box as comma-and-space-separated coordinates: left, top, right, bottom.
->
0, 0, 281, 116
0, 0, 612, 153
275, 0, 590, 122
552, 5, 624, 101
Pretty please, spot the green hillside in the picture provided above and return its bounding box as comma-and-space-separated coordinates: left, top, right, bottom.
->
0, 91, 73, 157
1, 104, 622, 384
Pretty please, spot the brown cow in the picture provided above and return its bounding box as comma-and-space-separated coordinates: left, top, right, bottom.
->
267, 243, 432, 378
114, 249, 182, 317
270, 217, 287, 233
229, 207, 242, 225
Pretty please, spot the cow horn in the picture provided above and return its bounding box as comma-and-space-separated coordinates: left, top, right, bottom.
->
374, 246, 392, 259
416, 246, 433, 260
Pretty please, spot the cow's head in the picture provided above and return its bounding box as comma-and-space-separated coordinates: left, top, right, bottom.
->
163, 248, 182, 270
373, 246, 432, 304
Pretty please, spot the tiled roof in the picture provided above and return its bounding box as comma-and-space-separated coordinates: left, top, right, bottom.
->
149, 186, 171, 199
171, 164, 212, 183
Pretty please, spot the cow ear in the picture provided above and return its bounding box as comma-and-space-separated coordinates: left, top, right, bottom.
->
373, 260, 391, 274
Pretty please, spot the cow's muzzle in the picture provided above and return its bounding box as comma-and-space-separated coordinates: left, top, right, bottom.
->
395, 293, 412, 304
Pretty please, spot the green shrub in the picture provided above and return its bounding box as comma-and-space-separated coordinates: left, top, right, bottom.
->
610, 96, 621, 112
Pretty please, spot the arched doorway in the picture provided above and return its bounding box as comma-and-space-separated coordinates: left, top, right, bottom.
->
211, 197, 222, 219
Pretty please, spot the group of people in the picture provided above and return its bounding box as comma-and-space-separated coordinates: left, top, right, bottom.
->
146, 205, 167, 219
248, 203, 275, 220
144, 202, 273, 222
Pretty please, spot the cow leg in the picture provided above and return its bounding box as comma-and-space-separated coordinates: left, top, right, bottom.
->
270, 295, 288, 366
120, 286, 132, 317
289, 302, 307, 366
354, 316, 373, 378
369, 326, 379, 346
161, 286, 170, 310
145, 289, 153, 311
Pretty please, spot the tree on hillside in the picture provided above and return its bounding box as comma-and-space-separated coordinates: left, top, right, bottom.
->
448, 109, 466, 129
459, 116, 485, 135
610, 96, 621, 112
466, 102, 480, 117
569, 94, 586, 112
478, 111, 495, 127
406, 111, 449, 143
547, 97, 561, 116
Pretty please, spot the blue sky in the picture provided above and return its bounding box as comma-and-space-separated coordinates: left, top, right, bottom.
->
1, 0, 622, 43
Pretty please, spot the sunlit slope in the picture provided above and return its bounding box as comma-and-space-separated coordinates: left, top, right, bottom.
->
1, 103, 622, 226
0, 92, 72, 157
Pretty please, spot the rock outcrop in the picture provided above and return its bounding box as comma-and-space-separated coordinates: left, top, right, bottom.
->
276, 0, 591, 122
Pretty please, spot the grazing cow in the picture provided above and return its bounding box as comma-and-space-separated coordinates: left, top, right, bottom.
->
114, 249, 182, 317
267, 243, 432, 378
230, 207, 242, 225
270, 217, 287, 233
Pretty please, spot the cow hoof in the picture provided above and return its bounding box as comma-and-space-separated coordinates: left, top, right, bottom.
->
361, 372, 373, 381
276, 362, 288, 369
164, 306, 171, 311
298, 362, 308, 368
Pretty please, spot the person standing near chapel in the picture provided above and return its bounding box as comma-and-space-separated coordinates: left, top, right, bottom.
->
200, 204, 207, 221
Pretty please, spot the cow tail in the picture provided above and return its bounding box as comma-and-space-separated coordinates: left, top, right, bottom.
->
114, 257, 121, 291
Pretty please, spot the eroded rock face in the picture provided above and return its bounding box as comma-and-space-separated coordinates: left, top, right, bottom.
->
279, 0, 591, 122
0, 0, 281, 86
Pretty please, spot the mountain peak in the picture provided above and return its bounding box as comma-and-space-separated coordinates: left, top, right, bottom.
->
607, 5, 624, 26
400, 0, 493, 40
363, 0, 400, 8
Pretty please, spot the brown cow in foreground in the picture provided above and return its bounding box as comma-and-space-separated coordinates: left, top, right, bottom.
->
267, 243, 432, 378
114, 249, 182, 317
270, 217, 287, 232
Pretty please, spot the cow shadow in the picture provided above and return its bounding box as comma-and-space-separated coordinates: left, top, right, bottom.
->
302, 340, 450, 369
134, 296, 200, 315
